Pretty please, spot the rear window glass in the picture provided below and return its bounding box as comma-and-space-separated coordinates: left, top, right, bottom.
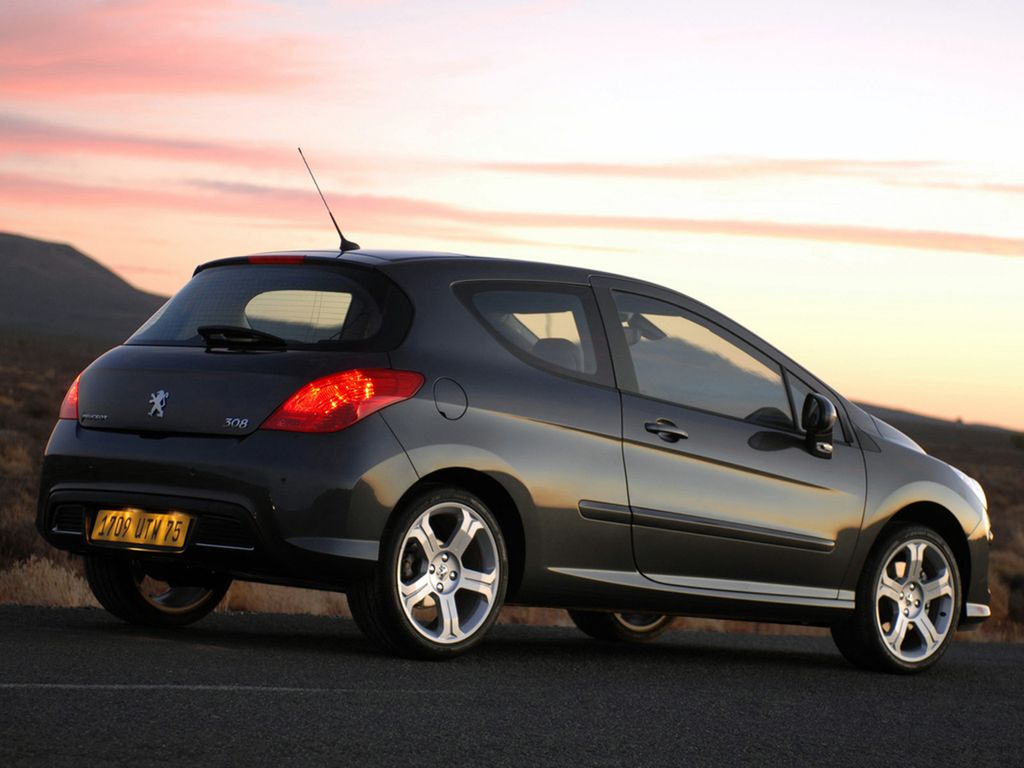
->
128, 264, 411, 350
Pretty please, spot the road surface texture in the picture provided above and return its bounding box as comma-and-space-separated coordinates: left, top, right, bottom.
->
0, 606, 1020, 767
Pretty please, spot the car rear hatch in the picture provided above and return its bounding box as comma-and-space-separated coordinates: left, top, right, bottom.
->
74, 258, 413, 437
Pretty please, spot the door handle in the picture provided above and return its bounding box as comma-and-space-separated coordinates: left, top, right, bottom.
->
644, 419, 689, 442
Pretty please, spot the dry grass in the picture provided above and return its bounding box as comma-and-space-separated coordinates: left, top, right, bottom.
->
0, 556, 97, 607
220, 582, 349, 617
500, 606, 574, 627
0, 332, 1022, 642
0, 431, 33, 475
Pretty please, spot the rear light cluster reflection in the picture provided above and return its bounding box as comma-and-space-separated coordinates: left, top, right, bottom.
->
261, 369, 424, 433
59, 374, 81, 420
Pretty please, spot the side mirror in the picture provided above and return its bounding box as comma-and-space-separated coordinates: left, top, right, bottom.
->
802, 393, 837, 459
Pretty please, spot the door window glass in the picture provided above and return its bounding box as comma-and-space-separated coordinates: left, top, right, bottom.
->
612, 291, 794, 430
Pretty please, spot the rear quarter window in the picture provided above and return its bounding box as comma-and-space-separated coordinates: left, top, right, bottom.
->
128, 264, 411, 350
456, 281, 612, 385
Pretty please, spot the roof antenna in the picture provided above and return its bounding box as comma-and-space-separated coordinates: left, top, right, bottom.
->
298, 147, 360, 252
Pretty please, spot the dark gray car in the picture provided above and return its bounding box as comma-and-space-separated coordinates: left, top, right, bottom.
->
37, 250, 991, 672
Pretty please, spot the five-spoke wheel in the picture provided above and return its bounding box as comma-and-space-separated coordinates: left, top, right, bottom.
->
397, 502, 501, 645
832, 524, 961, 673
348, 486, 508, 658
874, 538, 956, 663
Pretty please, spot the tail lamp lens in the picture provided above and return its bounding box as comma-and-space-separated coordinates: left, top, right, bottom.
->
59, 374, 81, 420
261, 369, 424, 433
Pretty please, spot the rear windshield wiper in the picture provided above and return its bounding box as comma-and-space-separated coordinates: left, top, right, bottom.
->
197, 325, 287, 349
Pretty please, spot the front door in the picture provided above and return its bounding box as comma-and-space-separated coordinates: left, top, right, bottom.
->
594, 279, 867, 603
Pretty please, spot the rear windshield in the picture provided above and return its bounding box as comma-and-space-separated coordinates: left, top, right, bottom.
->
127, 264, 412, 350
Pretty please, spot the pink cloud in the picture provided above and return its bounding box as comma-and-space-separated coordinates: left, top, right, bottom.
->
0, 111, 955, 192
0, 113, 296, 167
902, 181, 1024, 195
0, 173, 600, 251
0, 113, 438, 179
477, 158, 937, 181
453, 208, 1024, 257
0, 1, 313, 97
3, 173, 1023, 258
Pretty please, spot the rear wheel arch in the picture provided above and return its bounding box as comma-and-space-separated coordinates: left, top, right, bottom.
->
391, 468, 527, 599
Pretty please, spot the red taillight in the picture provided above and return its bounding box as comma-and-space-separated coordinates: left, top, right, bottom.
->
59, 374, 81, 420
261, 369, 424, 433
247, 255, 305, 264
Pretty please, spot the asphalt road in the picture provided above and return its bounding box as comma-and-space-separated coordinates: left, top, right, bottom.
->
1, 606, 1021, 767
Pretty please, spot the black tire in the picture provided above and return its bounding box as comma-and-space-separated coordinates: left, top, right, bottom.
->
831, 523, 961, 674
85, 555, 230, 628
568, 610, 673, 643
347, 485, 509, 659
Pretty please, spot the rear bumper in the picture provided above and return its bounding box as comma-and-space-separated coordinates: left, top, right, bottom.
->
37, 416, 419, 588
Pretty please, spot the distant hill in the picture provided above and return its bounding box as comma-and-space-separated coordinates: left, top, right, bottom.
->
858, 403, 1004, 433
0, 232, 166, 343
857, 401, 1022, 474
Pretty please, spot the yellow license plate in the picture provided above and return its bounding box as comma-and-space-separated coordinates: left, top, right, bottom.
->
90, 508, 193, 550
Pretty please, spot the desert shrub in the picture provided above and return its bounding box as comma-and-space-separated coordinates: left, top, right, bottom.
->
0, 556, 97, 607
220, 582, 349, 616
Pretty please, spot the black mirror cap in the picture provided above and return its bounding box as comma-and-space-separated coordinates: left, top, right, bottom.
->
802, 393, 837, 434
802, 393, 837, 459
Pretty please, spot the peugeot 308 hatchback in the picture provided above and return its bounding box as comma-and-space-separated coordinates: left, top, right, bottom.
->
38, 250, 992, 672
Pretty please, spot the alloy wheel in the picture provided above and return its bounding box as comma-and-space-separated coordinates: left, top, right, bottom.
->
395, 502, 500, 644
612, 613, 671, 633
874, 538, 956, 663
130, 561, 222, 615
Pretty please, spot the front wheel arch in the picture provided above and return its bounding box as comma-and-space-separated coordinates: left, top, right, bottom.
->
834, 522, 962, 673
883, 502, 971, 618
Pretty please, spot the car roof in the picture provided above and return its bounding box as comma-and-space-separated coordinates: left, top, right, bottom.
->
238, 248, 476, 263
197, 248, 634, 284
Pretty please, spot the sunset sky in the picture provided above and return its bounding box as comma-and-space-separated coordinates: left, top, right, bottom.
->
2, 1, 1022, 428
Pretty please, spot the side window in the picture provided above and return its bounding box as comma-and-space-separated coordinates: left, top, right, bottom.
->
467, 285, 601, 378
612, 291, 795, 430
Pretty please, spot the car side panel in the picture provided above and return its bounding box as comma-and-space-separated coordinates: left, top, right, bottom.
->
381, 262, 634, 604
589, 276, 867, 599
621, 394, 867, 592
840, 440, 989, 608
